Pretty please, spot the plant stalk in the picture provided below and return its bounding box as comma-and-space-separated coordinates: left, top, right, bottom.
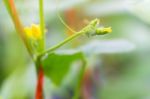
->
73, 58, 86, 99
35, 65, 44, 99
3, 0, 33, 57
39, 0, 45, 50
35, 0, 45, 99
39, 31, 83, 56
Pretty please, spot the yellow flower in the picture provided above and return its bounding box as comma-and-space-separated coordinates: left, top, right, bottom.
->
24, 24, 42, 40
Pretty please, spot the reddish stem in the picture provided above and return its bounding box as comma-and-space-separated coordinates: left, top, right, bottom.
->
35, 66, 44, 99
81, 69, 93, 99
7, 0, 33, 57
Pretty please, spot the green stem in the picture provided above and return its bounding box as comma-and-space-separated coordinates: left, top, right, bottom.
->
73, 58, 86, 99
39, 0, 45, 51
39, 18, 101, 57
35, 0, 45, 99
40, 31, 83, 56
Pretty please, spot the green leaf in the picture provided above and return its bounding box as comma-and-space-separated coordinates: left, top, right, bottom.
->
41, 50, 84, 86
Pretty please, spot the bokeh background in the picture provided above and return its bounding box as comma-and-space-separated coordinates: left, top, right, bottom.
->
0, 0, 150, 99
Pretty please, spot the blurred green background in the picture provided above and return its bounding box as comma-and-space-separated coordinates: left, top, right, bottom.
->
0, 0, 150, 99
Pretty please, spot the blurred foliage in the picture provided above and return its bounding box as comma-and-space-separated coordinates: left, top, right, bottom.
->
0, 0, 150, 99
